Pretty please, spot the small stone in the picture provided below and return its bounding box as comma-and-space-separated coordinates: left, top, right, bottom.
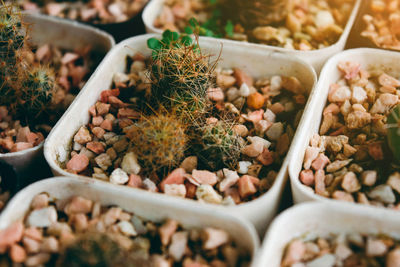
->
24, 253, 51, 267
217, 74, 236, 88
117, 221, 137, 236
238, 175, 258, 198
180, 156, 197, 173
9, 244, 26, 263
159, 219, 178, 246
110, 168, 129, 185
239, 83, 250, 97
306, 254, 335, 267
0, 221, 24, 247
266, 122, 283, 141
73, 126, 92, 145
247, 92, 265, 109
23, 237, 40, 254
341, 172, 361, 193
192, 170, 218, 186
368, 185, 396, 204
366, 238, 388, 257
300, 170, 314, 186
31, 194, 49, 210
121, 152, 141, 175
326, 159, 352, 173
113, 72, 130, 84
334, 244, 352, 260
27, 206, 57, 228
203, 228, 229, 250
95, 102, 110, 115
232, 124, 248, 137
40, 237, 59, 253
196, 184, 222, 204
94, 153, 112, 171
164, 184, 187, 198
64, 196, 93, 214
234, 68, 253, 87
387, 247, 400, 267
219, 169, 240, 192
127, 174, 142, 188
161, 168, 186, 191
143, 178, 158, 192
332, 190, 354, 202
169, 231, 188, 261
207, 87, 224, 102
282, 240, 305, 266
238, 161, 252, 174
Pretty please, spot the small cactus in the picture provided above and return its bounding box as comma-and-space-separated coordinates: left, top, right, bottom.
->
147, 30, 217, 114
387, 104, 400, 163
124, 112, 188, 174
56, 233, 131, 267
19, 66, 57, 117
192, 120, 244, 170
219, 0, 289, 28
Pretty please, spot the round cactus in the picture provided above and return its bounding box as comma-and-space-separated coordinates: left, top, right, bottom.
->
219, 0, 289, 28
19, 66, 57, 116
56, 233, 125, 267
192, 120, 244, 170
387, 104, 400, 163
125, 112, 188, 174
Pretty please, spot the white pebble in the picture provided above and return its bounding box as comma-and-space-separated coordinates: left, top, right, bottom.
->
117, 221, 137, 236
239, 83, 250, 97
270, 76, 282, 91
109, 168, 129, 185
266, 122, 284, 141
238, 161, 252, 174
164, 184, 187, 198
27, 206, 58, 228
143, 178, 158, 192
264, 109, 276, 122
306, 254, 335, 267
113, 72, 130, 84
219, 169, 239, 192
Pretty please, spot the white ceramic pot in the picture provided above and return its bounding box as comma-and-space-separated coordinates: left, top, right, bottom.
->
44, 33, 317, 235
0, 13, 115, 179
0, 176, 259, 260
252, 201, 400, 267
289, 48, 400, 204
142, 0, 361, 73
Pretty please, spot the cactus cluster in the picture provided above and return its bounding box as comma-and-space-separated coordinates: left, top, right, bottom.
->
0, 2, 58, 119
125, 112, 188, 174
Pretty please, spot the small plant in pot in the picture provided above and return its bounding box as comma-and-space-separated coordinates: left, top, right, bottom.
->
153, 0, 356, 50
65, 26, 309, 206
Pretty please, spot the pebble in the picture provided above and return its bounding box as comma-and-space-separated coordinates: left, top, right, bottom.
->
361, 170, 377, 186
207, 87, 224, 102
388, 172, 400, 194
0, 221, 24, 247
27, 207, 57, 228
109, 168, 129, 185
24, 253, 51, 267
164, 184, 187, 198
121, 152, 141, 175
196, 184, 222, 204
367, 185, 396, 204
180, 156, 197, 173
203, 227, 229, 250
66, 154, 89, 173
247, 92, 265, 109
239, 83, 250, 97
9, 244, 26, 263
366, 238, 388, 256
143, 178, 158, 192
161, 168, 185, 191
159, 219, 178, 246
306, 253, 335, 267
282, 239, 305, 266
192, 170, 218, 186
95, 153, 113, 170
387, 247, 400, 267
117, 221, 137, 236
238, 175, 257, 198
341, 172, 361, 193
64, 196, 93, 214
73, 126, 92, 145
219, 169, 240, 192
266, 122, 284, 141
238, 161, 252, 174
169, 231, 188, 261
30, 194, 49, 210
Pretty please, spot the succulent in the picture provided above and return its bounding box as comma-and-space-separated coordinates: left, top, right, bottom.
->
219, 0, 289, 28
0, 3, 24, 107
125, 112, 187, 175
19, 66, 57, 117
387, 104, 400, 163
192, 120, 244, 170
56, 233, 126, 267
147, 30, 217, 115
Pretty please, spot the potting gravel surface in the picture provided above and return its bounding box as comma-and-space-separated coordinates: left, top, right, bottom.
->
361, 0, 400, 51
63, 51, 308, 205
281, 233, 400, 267
13, 0, 148, 24
0, 44, 101, 154
299, 61, 400, 207
154, 0, 355, 50
0, 193, 250, 266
